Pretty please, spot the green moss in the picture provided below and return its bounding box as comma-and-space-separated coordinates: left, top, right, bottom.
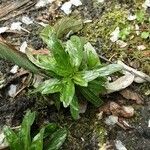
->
82, 2, 150, 75
95, 122, 107, 148
82, 5, 128, 50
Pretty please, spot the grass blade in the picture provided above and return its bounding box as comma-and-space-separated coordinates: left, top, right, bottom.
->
0, 41, 40, 74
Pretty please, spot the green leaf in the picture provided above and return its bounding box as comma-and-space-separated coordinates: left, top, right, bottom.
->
141, 32, 149, 39
84, 42, 100, 69
44, 123, 58, 139
35, 79, 62, 94
40, 26, 72, 75
53, 94, 61, 110
54, 16, 83, 38
77, 64, 122, 83
119, 27, 131, 40
45, 128, 67, 150
80, 87, 103, 107
30, 128, 45, 150
66, 36, 83, 69
20, 110, 36, 150
60, 79, 75, 107
0, 41, 40, 74
27, 49, 72, 77
97, 64, 123, 76
26, 49, 55, 71
3, 126, 21, 150
80, 69, 99, 82
73, 72, 88, 87
88, 78, 106, 94
136, 10, 145, 23
70, 96, 79, 120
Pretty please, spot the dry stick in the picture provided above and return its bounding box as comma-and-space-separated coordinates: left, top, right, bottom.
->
98, 54, 150, 82
0, 0, 36, 21
0, 0, 30, 18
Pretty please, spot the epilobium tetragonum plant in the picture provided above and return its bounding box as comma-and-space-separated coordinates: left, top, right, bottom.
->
3, 110, 67, 150
26, 26, 122, 119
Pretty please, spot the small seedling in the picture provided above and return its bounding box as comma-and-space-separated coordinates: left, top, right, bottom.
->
0, 25, 122, 119
3, 110, 67, 150
26, 26, 122, 119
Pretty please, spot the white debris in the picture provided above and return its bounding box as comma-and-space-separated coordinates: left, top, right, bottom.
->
134, 76, 146, 83
0, 132, 5, 146
10, 22, 22, 31
60, 1, 72, 15
8, 84, 17, 97
97, 0, 105, 3
118, 60, 150, 83
0, 132, 8, 148
122, 106, 134, 117
105, 115, 118, 126
135, 24, 140, 35
10, 65, 19, 74
127, 14, 136, 21
0, 27, 9, 34
148, 120, 150, 127
106, 71, 135, 94
35, 0, 54, 8
20, 41, 27, 53
97, 111, 103, 120
79, 102, 87, 114
115, 140, 127, 150
70, 0, 82, 6
22, 16, 33, 25
83, 20, 92, 23
61, 0, 82, 15
116, 40, 127, 48
10, 41, 27, 74
142, 0, 150, 9
36, 22, 48, 27
137, 45, 146, 51
110, 27, 120, 42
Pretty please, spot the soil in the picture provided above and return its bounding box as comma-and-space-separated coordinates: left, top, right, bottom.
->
0, 0, 150, 149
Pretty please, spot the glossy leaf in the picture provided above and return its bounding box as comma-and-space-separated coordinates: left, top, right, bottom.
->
20, 110, 36, 150
73, 72, 88, 87
60, 79, 75, 107
66, 36, 83, 69
84, 42, 100, 69
54, 16, 83, 38
3, 126, 21, 150
79, 70, 100, 82
40, 26, 72, 75
79, 64, 122, 82
30, 128, 45, 150
44, 123, 58, 138
35, 79, 62, 94
96, 64, 122, 76
0, 41, 40, 74
26, 49, 55, 71
27, 48, 70, 77
88, 78, 106, 94
80, 87, 103, 107
45, 128, 67, 150
70, 96, 79, 120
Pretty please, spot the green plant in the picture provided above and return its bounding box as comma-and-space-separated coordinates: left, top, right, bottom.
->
26, 26, 122, 119
3, 110, 67, 150
0, 25, 122, 119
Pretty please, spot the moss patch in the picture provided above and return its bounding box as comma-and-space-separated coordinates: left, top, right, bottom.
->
82, 1, 150, 75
